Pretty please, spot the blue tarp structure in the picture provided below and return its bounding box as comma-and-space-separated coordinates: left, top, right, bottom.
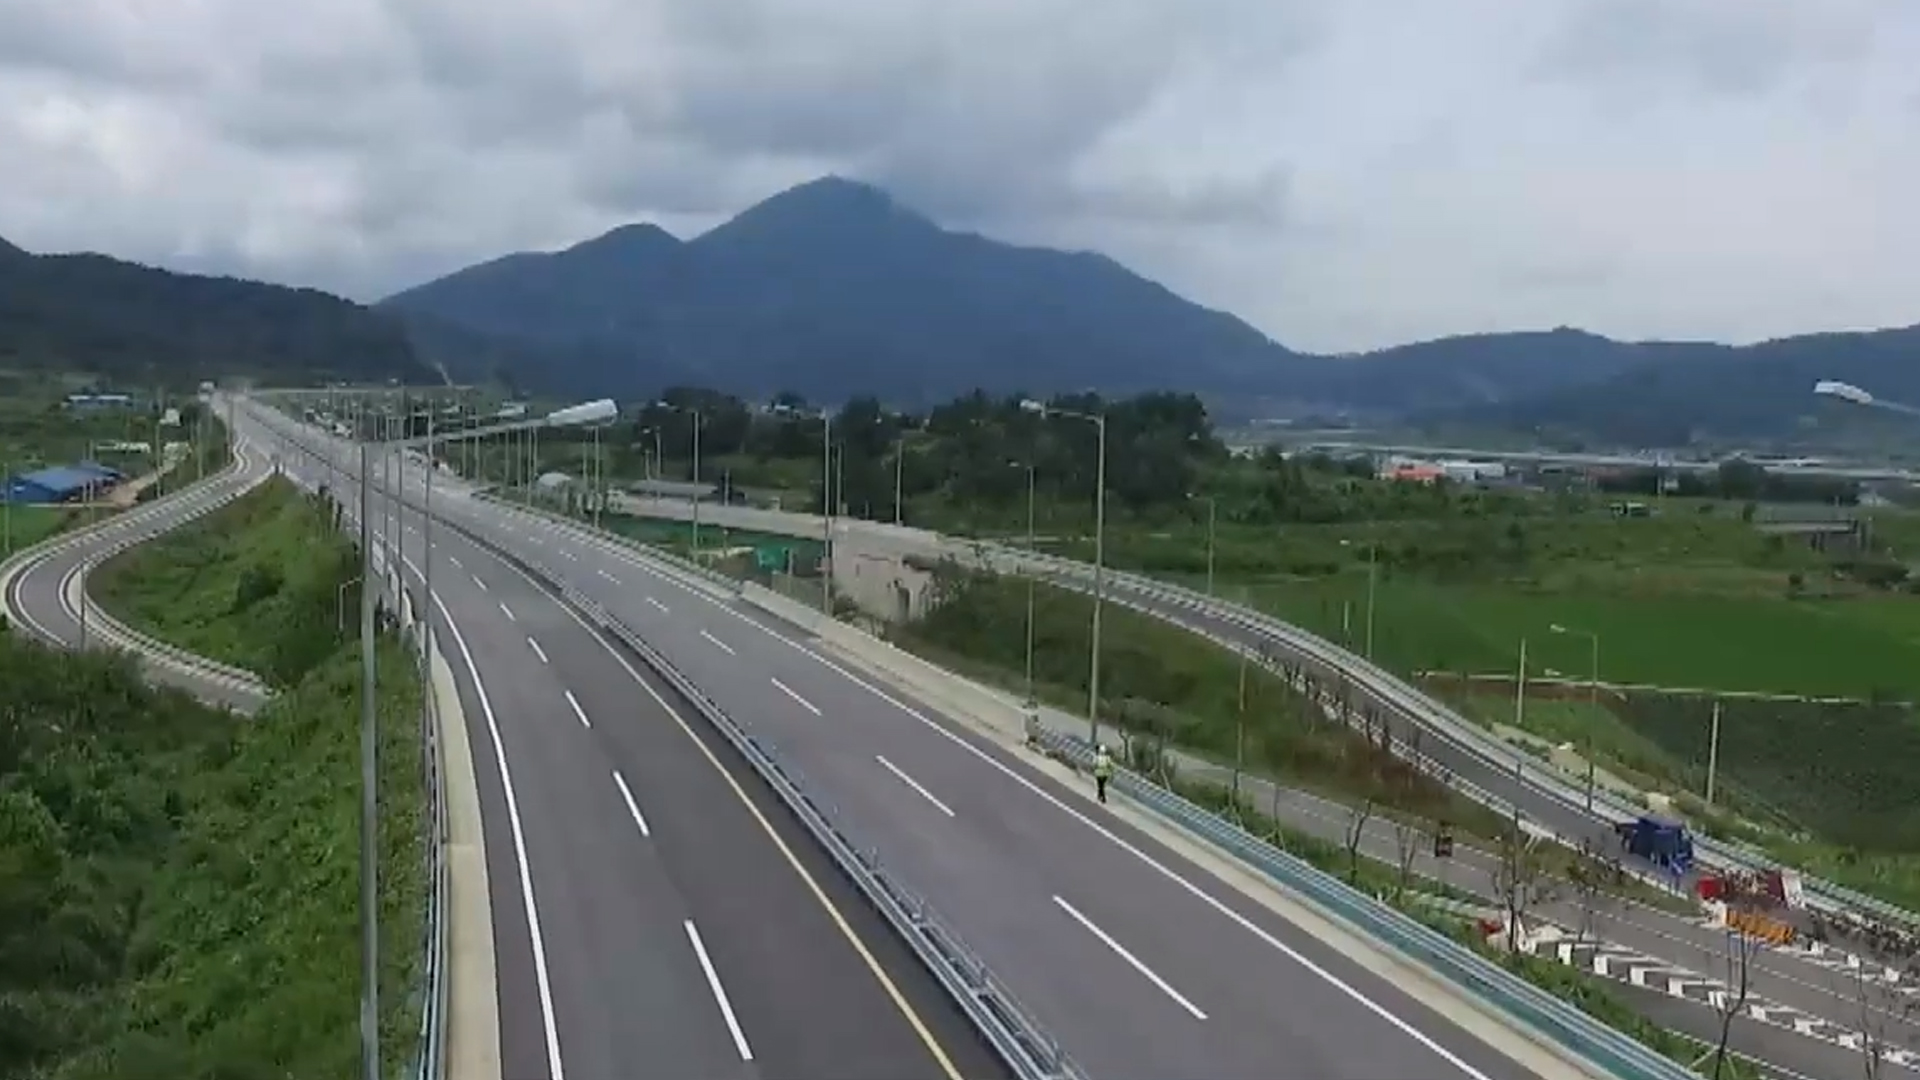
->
0, 461, 125, 503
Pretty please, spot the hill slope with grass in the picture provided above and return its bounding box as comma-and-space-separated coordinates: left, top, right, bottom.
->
91, 478, 358, 686
0, 477, 425, 1078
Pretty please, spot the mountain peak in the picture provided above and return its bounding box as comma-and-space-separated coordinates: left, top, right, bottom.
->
702, 175, 933, 245
564, 221, 680, 257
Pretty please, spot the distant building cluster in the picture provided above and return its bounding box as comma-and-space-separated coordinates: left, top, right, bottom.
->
63, 392, 136, 410
1379, 456, 1509, 484
0, 461, 126, 504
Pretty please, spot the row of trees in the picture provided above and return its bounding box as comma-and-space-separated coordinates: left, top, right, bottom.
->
1596, 459, 1860, 505
550, 386, 1567, 528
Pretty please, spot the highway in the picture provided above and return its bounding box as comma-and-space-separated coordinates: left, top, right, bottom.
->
255, 402, 1563, 1080
373, 500, 1003, 1080
525, 479, 1920, 1068
14, 408, 1006, 1080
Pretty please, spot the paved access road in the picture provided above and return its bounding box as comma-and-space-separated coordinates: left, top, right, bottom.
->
240, 404, 1007, 1080
254, 410, 1559, 1080
1, 437, 275, 710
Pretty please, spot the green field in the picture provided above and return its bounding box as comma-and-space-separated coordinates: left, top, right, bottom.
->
3, 504, 81, 553
1244, 574, 1920, 700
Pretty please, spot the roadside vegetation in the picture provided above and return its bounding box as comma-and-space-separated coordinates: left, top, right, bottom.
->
889, 568, 1693, 903
91, 478, 353, 686
0, 593, 424, 1078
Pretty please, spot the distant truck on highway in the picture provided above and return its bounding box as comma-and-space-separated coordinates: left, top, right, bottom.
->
1614, 814, 1695, 875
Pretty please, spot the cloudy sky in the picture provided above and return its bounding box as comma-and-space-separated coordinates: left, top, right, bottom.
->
1, 0, 1915, 353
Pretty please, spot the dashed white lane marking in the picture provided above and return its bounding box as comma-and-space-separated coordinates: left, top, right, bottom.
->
876, 755, 955, 817
1053, 895, 1207, 1020
770, 676, 820, 715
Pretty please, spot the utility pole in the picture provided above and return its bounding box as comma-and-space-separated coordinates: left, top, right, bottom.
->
822, 412, 834, 613
356, 434, 379, 1080
1705, 700, 1723, 806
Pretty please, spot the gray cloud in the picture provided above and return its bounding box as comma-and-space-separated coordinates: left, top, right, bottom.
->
0, 0, 1916, 353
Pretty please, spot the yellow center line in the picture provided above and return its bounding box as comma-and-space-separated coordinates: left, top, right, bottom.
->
509, 553, 966, 1079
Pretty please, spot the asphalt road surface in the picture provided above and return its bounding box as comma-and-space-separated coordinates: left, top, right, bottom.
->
566, 484, 1920, 1064
257, 409, 1549, 1080
243, 406, 1013, 1080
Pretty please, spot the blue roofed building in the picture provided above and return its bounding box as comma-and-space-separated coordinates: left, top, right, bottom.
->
1, 461, 125, 503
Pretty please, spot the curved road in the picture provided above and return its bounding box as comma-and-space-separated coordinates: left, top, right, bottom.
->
255, 401, 1559, 1080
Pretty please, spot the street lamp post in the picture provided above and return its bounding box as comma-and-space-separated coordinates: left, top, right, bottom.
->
821, 411, 835, 613
658, 402, 702, 554
1021, 399, 1108, 745
1201, 495, 1217, 596
1009, 460, 1038, 709
1550, 622, 1601, 811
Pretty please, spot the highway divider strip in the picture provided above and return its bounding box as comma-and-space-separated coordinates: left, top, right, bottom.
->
418, 506, 1089, 1080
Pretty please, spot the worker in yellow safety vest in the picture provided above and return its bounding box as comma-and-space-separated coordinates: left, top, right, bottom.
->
1092, 745, 1114, 804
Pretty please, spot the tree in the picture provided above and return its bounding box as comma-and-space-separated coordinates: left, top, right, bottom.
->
1568, 839, 1619, 949
1853, 962, 1918, 1080
1390, 816, 1425, 901
1343, 797, 1376, 886
1710, 926, 1763, 1080
1492, 810, 1555, 954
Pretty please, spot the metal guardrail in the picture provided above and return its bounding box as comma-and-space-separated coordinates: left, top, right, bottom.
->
430, 512, 1087, 1080
1027, 722, 1698, 1080
393, 572, 452, 1080
994, 544, 1920, 933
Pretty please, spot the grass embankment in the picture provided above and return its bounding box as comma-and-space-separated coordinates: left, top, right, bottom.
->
890, 571, 1681, 902
0, 477, 427, 1078
92, 478, 354, 687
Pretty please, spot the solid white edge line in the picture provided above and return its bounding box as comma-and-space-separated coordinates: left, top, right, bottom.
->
528, 637, 549, 664
565, 530, 1501, 1080
699, 629, 735, 655
611, 770, 652, 838
684, 919, 754, 1062
431, 584, 568, 1079
564, 689, 592, 729
876, 755, 955, 817
1053, 895, 1207, 1020
769, 676, 820, 715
